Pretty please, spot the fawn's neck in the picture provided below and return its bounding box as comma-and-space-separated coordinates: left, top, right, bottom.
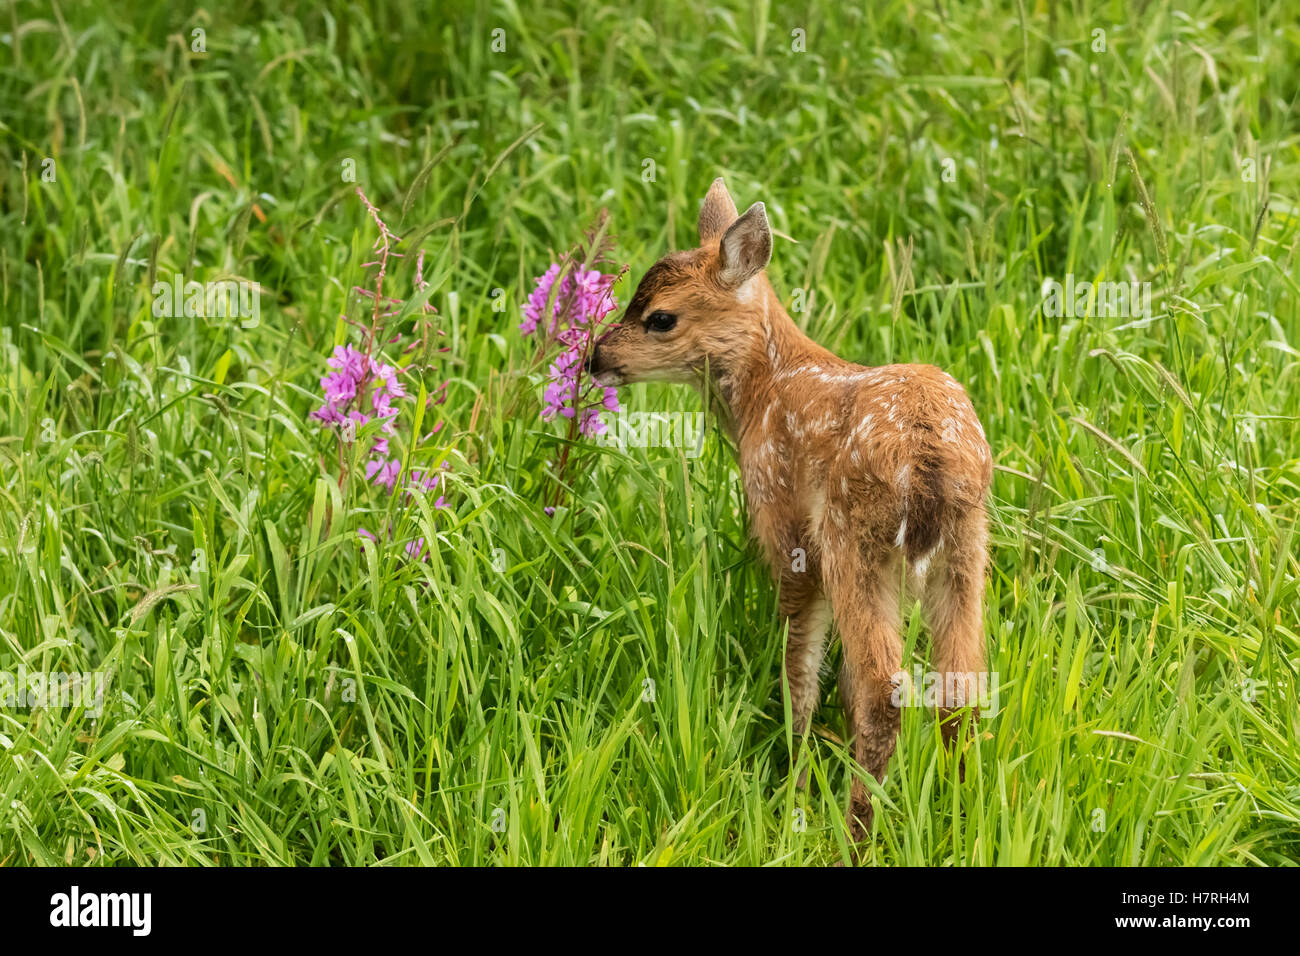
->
708, 278, 841, 442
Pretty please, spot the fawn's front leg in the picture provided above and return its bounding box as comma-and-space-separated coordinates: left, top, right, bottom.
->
782, 588, 831, 737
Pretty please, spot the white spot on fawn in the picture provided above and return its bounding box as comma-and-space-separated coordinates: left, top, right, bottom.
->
911, 536, 943, 579
896, 464, 911, 492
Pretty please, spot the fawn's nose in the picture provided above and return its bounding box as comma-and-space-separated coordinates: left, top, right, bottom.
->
584, 347, 599, 374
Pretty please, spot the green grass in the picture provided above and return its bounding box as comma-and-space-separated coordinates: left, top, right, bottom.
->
2, 0, 1299, 865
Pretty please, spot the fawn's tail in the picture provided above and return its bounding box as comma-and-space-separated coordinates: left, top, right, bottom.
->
902, 448, 946, 565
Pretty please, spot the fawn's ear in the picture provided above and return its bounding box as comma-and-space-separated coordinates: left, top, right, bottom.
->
717, 202, 771, 288
698, 177, 739, 243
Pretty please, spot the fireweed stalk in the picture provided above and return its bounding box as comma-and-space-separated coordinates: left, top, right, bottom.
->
310, 188, 450, 555
520, 212, 627, 513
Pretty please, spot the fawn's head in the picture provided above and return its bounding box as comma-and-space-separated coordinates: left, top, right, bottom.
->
589, 178, 773, 388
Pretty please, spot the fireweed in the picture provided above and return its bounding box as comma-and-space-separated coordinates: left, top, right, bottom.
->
520, 214, 626, 512
310, 188, 450, 555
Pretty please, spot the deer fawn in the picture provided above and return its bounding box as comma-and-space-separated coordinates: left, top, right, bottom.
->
589, 179, 992, 840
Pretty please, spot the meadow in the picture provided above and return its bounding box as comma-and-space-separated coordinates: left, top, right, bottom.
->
1, 0, 1298, 865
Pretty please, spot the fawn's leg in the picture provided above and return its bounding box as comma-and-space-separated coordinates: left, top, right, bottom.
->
922, 504, 989, 749
783, 590, 831, 737
824, 539, 902, 842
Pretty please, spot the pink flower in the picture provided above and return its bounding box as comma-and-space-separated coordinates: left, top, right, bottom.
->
519, 264, 619, 336
357, 525, 429, 563
369, 357, 406, 399
366, 457, 401, 492
328, 345, 368, 379
533, 323, 619, 435
406, 468, 450, 509
321, 370, 357, 406
569, 267, 618, 324
311, 339, 437, 497
312, 190, 456, 559
520, 263, 563, 335
310, 404, 344, 425
520, 260, 624, 436
579, 408, 605, 436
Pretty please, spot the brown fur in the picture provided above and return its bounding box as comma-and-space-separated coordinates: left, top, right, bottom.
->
590, 179, 993, 842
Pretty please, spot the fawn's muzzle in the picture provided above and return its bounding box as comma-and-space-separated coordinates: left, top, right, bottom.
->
586, 338, 625, 386
586, 328, 616, 377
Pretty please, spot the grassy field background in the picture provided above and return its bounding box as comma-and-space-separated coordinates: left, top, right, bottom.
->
2, 0, 1298, 865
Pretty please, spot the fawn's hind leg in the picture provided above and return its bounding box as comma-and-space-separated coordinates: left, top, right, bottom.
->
921, 504, 989, 748
823, 538, 902, 842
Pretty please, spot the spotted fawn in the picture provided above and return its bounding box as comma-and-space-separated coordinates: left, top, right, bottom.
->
589, 179, 992, 838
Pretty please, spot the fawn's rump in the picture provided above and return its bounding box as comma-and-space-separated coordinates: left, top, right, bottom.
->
860, 367, 992, 565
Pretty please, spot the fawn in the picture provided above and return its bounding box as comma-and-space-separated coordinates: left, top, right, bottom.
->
588, 179, 993, 839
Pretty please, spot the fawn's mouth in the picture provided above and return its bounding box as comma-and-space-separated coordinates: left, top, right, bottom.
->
591, 367, 625, 387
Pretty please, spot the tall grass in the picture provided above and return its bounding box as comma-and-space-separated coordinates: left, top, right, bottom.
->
1, 0, 1297, 865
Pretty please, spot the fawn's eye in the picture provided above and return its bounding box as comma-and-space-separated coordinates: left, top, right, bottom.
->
646, 310, 677, 333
